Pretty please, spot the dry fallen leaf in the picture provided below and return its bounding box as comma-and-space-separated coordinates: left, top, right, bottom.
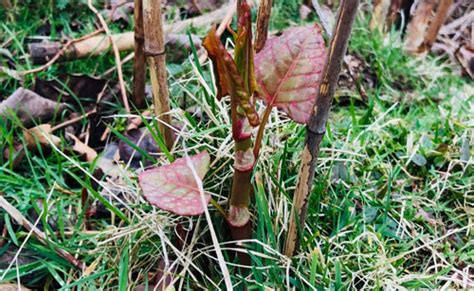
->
0, 88, 65, 127
118, 128, 160, 168
23, 124, 61, 149
67, 133, 98, 162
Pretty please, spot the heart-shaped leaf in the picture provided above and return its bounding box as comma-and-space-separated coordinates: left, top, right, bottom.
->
254, 25, 327, 124
139, 151, 211, 216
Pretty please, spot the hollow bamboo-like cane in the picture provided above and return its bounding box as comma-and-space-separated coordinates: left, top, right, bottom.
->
284, 0, 360, 257
143, 0, 173, 150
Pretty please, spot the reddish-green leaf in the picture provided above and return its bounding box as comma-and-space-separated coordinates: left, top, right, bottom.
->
254, 25, 327, 124
139, 151, 211, 216
234, 1, 257, 96
203, 26, 259, 127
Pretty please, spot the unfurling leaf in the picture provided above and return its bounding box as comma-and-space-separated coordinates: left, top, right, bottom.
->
203, 26, 259, 127
139, 151, 211, 216
234, 1, 257, 96
254, 25, 326, 124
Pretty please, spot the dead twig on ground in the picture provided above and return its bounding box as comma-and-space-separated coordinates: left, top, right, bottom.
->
50, 109, 97, 132
28, 4, 233, 65
22, 29, 104, 75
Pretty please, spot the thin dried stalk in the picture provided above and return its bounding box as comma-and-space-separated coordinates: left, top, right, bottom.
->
133, 0, 146, 109
284, 0, 360, 257
143, 0, 174, 150
255, 0, 273, 52
422, 0, 454, 51
87, 0, 130, 114
216, 1, 237, 36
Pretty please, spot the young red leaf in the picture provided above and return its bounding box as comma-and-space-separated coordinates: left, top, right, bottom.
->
203, 26, 259, 127
254, 25, 327, 124
234, 1, 257, 96
139, 151, 211, 216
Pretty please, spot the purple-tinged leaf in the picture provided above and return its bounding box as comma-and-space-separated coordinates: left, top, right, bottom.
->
139, 151, 211, 216
254, 25, 327, 124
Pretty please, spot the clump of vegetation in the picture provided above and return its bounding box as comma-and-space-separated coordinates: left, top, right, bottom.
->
138, 0, 327, 242
0, 0, 472, 289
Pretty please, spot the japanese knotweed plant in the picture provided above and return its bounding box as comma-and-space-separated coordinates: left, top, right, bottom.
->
139, 1, 326, 238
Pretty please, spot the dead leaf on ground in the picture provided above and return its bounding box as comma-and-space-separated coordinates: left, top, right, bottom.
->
3, 123, 61, 168
96, 142, 123, 180
24, 124, 61, 149
101, 0, 134, 26
67, 133, 98, 162
34, 75, 121, 148
432, 3, 473, 79
0, 66, 20, 81
336, 54, 376, 103
33, 74, 111, 106
0, 88, 65, 127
